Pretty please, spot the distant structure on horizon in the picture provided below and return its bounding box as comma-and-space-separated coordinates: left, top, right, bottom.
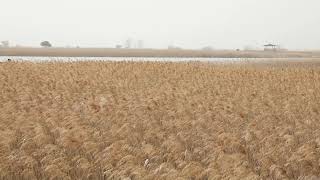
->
202, 46, 214, 51
125, 38, 133, 49
243, 45, 259, 51
123, 38, 145, 49
0, 41, 10, 48
168, 45, 182, 50
264, 44, 279, 51
138, 40, 144, 49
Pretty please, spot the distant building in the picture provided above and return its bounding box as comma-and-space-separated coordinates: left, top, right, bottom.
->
168, 45, 182, 50
1, 41, 9, 48
125, 38, 133, 49
264, 44, 278, 51
138, 40, 144, 49
116, 45, 122, 49
202, 46, 214, 51
243, 45, 257, 51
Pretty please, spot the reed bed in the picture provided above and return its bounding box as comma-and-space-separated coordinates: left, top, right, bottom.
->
0, 61, 319, 180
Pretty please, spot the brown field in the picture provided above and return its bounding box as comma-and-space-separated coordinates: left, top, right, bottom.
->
1, 47, 320, 58
0, 61, 320, 180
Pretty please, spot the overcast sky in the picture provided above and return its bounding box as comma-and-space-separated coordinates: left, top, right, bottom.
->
0, 0, 320, 50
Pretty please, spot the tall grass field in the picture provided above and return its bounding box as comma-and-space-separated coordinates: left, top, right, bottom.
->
0, 61, 319, 179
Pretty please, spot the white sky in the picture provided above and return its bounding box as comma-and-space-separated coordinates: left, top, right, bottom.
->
0, 0, 320, 49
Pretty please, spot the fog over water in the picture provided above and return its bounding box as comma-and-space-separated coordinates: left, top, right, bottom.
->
1, 0, 320, 50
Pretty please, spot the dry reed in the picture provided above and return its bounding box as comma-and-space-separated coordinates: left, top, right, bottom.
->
0, 61, 319, 180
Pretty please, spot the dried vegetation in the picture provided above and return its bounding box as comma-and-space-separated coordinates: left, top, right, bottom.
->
0, 61, 320, 179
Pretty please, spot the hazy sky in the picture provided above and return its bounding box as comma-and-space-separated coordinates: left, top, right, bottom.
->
1, 0, 320, 49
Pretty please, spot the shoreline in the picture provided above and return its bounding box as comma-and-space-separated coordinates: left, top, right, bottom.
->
1, 47, 318, 58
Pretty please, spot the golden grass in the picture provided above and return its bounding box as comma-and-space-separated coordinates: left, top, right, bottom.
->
0, 47, 319, 58
0, 61, 320, 179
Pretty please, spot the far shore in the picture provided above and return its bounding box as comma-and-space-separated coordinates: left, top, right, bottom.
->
1, 47, 319, 58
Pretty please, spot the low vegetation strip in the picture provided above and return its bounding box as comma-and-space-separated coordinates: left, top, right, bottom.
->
0, 61, 319, 179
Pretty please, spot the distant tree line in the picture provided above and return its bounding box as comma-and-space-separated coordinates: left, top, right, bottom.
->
40, 41, 52, 48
